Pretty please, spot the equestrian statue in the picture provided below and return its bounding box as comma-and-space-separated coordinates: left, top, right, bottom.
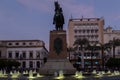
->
53, 1, 65, 30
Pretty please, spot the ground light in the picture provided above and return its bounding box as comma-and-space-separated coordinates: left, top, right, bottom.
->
107, 70, 111, 74
73, 71, 85, 79
11, 72, 20, 78
54, 70, 65, 80
92, 70, 97, 74
36, 73, 44, 78
94, 71, 103, 78
109, 71, 120, 77
28, 70, 35, 79
0, 70, 8, 78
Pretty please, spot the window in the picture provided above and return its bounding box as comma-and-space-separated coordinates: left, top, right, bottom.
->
36, 51, 40, 58
91, 30, 94, 33
118, 49, 120, 54
87, 30, 90, 33
0, 51, 1, 58
36, 61, 40, 68
74, 30, 77, 33
15, 51, 19, 58
29, 42, 33, 45
22, 51, 26, 58
83, 30, 85, 33
22, 61, 26, 68
8, 51, 12, 58
23, 42, 26, 45
8, 43, 12, 45
15, 43, 19, 45
95, 30, 98, 33
29, 51, 33, 58
29, 61, 33, 68
79, 30, 81, 33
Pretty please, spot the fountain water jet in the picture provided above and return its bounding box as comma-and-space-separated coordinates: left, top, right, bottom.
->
28, 70, 35, 79
74, 71, 85, 79
92, 70, 97, 74
54, 70, 64, 79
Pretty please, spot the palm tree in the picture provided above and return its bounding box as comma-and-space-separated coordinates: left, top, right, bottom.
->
73, 38, 89, 69
95, 43, 112, 70
109, 38, 120, 58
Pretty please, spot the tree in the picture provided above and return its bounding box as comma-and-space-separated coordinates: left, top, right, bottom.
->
73, 38, 89, 69
95, 43, 112, 70
0, 60, 6, 69
109, 38, 120, 58
86, 44, 96, 71
86, 43, 111, 70
105, 58, 120, 69
0, 60, 20, 71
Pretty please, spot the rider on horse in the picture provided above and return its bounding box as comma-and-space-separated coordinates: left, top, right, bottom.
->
53, 1, 64, 30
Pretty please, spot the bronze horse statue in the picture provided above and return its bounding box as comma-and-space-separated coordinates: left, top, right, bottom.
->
53, 1, 64, 30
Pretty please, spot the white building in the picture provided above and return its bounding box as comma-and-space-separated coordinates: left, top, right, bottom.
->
104, 26, 120, 58
0, 40, 48, 70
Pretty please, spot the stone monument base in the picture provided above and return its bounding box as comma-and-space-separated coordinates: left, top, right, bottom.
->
39, 59, 76, 75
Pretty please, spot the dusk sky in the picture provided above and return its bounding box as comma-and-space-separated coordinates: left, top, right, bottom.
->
0, 0, 120, 49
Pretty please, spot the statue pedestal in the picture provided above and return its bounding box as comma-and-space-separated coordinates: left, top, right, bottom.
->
39, 30, 76, 75
39, 59, 76, 75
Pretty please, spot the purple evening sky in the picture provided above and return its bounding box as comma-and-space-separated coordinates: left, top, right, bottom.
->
0, 0, 120, 49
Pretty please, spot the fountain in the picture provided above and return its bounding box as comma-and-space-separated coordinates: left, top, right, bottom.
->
33, 70, 36, 74
28, 70, 34, 79
101, 71, 105, 75
107, 70, 111, 74
54, 70, 64, 79
54, 72, 58, 77
17, 71, 20, 75
23, 71, 26, 74
3, 70, 7, 75
95, 71, 103, 78
92, 70, 97, 74
0, 70, 3, 77
11, 70, 20, 78
113, 71, 120, 76
75, 71, 79, 77
74, 71, 85, 79
36, 73, 43, 78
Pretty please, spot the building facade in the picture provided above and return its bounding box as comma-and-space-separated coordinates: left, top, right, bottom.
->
68, 18, 104, 69
104, 26, 120, 58
0, 40, 48, 70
